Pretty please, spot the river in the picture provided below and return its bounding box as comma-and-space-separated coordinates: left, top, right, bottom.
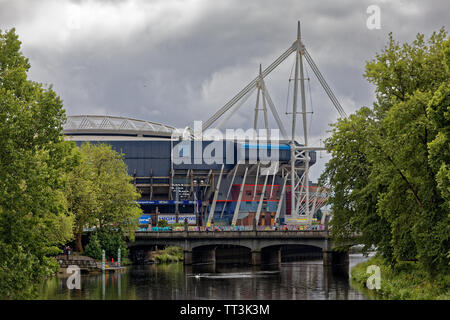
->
38, 253, 372, 300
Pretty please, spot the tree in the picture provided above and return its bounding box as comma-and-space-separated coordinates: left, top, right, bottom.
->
320, 29, 449, 274
64, 146, 99, 252
319, 107, 394, 260
84, 230, 129, 261
314, 209, 323, 221
0, 29, 76, 298
66, 142, 142, 252
157, 219, 169, 227
94, 230, 128, 260
83, 232, 102, 260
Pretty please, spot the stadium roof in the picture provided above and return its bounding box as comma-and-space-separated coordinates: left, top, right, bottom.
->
63, 115, 176, 137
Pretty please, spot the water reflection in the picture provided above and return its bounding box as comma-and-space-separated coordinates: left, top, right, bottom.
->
38, 254, 370, 300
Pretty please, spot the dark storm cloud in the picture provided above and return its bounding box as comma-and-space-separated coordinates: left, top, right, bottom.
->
0, 0, 448, 179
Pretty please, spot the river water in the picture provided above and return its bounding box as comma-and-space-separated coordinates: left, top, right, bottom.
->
38, 253, 371, 300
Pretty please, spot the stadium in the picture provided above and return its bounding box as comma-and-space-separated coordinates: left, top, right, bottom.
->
63, 115, 328, 229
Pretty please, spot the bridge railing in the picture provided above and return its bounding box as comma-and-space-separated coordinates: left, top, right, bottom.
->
137, 224, 325, 232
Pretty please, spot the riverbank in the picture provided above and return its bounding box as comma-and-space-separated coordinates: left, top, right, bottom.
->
350, 255, 450, 300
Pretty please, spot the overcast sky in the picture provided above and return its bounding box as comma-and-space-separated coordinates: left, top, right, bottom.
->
0, 0, 448, 180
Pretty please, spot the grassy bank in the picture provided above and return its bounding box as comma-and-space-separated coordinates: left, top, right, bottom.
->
351, 255, 450, 300
153, 246, 184, 263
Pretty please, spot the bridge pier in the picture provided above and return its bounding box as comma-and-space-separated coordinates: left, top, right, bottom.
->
251, 251, 261, 265
192, 246, 216, 265
184, 250, 193, 265
323, 249, 349, 275
323, 250, 332, 266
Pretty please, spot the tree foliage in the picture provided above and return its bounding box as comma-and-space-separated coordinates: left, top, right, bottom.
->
65, 142, 142, 252
84, 230, 128, 261
83, 232, 103, 260
0, 29, 77, 299
320, 29, 450, 275
157, 219, 169, 227
0, 29, 142, 299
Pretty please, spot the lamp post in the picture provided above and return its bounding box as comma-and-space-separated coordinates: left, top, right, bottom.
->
175, 186, 180, 223
193, 180, 199, 227
101, 250, 105, 272
200, 180, 204, 226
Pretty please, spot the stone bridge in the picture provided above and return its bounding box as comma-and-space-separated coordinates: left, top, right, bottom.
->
130, 230, 352, 270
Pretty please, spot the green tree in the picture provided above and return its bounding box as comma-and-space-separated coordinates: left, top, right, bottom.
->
320, 30, 449, 275
64, 146, 99, 252
157, 219, 169, 227
0, 29, 76, 299
320, 107, 394, 260
314, 209, 323, 221
66, 142, 142, 252
83, 232, 102, 260
84, 230, 128, 261
97, 230, 128, 260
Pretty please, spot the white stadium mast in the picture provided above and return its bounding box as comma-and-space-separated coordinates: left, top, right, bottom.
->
203, 21, 347, 223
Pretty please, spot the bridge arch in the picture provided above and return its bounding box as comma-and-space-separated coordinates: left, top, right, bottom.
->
192, 244, 252, 265
258, 239, 326, 251
261, 244, 323, 263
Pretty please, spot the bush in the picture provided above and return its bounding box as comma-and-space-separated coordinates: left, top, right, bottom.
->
84, 230, 128, 260
314, 209, 323, 221
153, 246, 183, 263
351, 255, 450, 299
171, 223, 185, 227
157, 220, 169, 227
83, 233, 102, 260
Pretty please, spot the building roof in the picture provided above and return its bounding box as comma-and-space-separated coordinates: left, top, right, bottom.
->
63, 115, 176, 137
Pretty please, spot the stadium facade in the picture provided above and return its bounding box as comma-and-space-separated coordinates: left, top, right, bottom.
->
63, 115, 327, 227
